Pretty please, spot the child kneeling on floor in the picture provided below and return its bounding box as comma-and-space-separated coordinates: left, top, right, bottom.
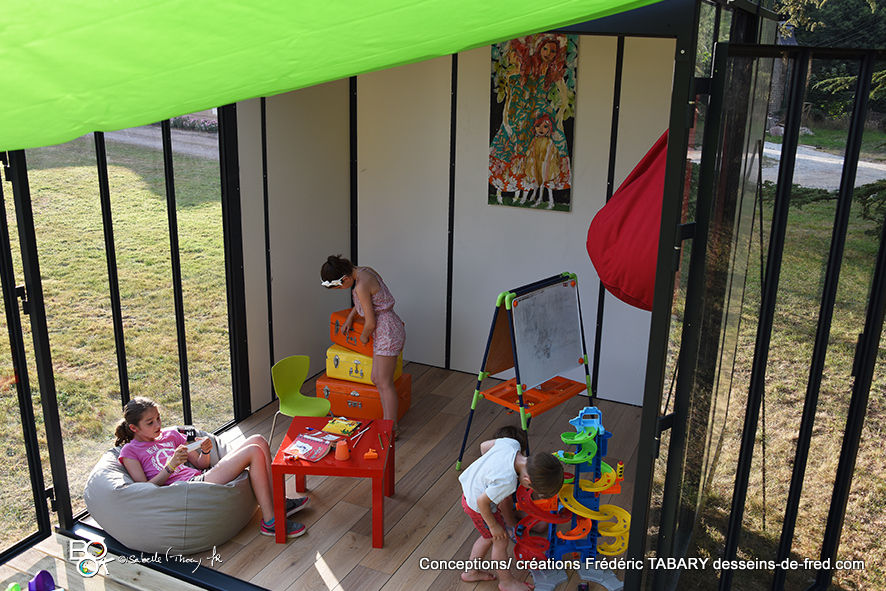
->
458, 426, 564, 591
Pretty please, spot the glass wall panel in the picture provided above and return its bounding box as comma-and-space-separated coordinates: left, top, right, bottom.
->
23, 134, 119, 515
104, 125, 185, 426
169, 110, 233, 430
832, 62, 886, 591
0, 193, 42, 550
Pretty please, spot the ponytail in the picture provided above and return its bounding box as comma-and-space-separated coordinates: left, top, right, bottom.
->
320, 254, 354, 282
114, 419, 133, 447
115, 397, 158, 447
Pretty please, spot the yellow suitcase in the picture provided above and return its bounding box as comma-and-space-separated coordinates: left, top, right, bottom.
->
325, 343, 403, 385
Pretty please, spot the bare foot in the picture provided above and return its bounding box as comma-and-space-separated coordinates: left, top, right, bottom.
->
461, 569, 496, 582
498, 579, 533, 591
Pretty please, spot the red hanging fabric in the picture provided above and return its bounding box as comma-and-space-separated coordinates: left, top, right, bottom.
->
586, 130, 668, 311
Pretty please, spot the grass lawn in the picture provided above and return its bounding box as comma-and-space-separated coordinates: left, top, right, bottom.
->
0, 131, 232, 548
668, 193, 885, 590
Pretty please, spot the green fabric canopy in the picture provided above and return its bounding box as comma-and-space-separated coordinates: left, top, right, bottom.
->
1, 0, 659, 151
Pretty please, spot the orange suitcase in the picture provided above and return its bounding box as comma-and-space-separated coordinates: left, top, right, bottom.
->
330, 308, 374, 356
316, 372, 412, 421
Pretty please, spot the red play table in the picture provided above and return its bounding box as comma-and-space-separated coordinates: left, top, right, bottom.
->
271, 416, 395, 547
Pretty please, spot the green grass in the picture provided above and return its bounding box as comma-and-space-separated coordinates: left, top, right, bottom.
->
666, 195, 885, 590
766, 124, 886, 163
0, 133, 232, 548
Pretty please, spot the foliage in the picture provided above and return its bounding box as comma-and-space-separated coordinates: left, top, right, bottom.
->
168, 115, 218, 133
775, 0, 886, 118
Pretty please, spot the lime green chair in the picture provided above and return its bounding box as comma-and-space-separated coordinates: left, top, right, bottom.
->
269, 355, 331, 444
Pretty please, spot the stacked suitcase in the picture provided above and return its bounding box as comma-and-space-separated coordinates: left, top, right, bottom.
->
315, 308, 412, 421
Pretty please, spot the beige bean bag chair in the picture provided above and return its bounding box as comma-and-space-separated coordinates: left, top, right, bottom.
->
84, 427, 257, 554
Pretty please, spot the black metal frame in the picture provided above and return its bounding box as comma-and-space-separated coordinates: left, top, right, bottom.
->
0, 106, 251, 568
0, 162, 53, 565
261, 98, 276, 377
65, 522, 269, 591
161, 120, 193, 425
94, 132, 131, 404
218, 104, 252, 421
349, 77, 359, 264
6, 150, 75, 535
445, 54, 458, 370
654, 38, 886, 591
772, 49, 875, 591
590, 36, 625, 397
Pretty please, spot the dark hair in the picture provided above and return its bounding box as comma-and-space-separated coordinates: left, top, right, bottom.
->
526, 453, 564, 499
494, 425, 528, 454
114, 397, 158, 446
320, 255, 354, 282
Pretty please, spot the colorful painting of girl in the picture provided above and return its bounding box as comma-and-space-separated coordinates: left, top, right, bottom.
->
488, 33, 577, 211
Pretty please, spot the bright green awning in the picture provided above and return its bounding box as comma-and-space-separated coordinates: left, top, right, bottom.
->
1, 0, 660, 151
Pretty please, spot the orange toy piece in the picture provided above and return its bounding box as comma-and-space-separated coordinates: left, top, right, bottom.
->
515, 487, 571, 524
481, 376, 586, 417
363, 448, 378, 460
557, 517, 594, 540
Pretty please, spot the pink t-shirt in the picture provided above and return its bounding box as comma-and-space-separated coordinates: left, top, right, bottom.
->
119, 428, 203, 485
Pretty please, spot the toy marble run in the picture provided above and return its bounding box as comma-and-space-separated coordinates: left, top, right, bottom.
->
513, 407, 630, 591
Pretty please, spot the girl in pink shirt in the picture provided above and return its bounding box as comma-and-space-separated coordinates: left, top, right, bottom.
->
116, 397, 309, 539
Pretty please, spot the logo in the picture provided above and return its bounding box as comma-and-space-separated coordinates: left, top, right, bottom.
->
69, 540, 114, 577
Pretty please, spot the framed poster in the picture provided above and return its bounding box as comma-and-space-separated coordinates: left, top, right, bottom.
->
488, 33, 578, 212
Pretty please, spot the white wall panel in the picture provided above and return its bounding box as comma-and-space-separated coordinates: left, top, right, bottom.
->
451, 36, 673, 406
451, 37, 617, 391
596, 37, 675, 405
265, 81, 351, 382
357, 58, 451, 365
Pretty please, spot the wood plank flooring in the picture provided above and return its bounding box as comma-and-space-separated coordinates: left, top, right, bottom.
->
1, 363, 640, 591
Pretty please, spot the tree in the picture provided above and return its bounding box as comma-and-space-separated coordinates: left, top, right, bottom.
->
776, 0, 886, 118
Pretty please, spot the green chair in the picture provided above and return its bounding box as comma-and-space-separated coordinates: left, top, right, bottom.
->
269, 355, 331, 444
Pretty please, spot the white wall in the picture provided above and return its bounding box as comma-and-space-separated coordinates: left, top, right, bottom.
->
595, 37, 675, 404
242, 36, 676, 408
450, 37, 674, 405
264, 80, 352, 388
356, 57, 452, 365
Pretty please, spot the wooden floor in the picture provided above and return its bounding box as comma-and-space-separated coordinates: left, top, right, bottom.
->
2, 363, 640, 591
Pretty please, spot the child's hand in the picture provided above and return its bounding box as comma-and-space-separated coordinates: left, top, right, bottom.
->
359, 331, 371, 344
169, 445, 189, 469
198, 437, 212, 455
342, 319, 353, 335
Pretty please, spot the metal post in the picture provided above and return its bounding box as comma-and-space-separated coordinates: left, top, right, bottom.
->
217, 104, 251, 421
160, 120, 192, 424
94, 132, 130, 405
718, 47, 810, 591
6, 150, 74, 530
772, 52, 873, 590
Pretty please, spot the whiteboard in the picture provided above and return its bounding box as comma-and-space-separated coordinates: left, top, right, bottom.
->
511, 280, 584, 389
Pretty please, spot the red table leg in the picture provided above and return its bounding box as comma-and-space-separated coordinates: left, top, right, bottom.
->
384, 443, 395, 497
295, 473, 306, 493
272, 467, 287, 543
372, 474, 384, 548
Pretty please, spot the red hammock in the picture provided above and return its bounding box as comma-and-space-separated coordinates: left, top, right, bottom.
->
586, 130, 667, 311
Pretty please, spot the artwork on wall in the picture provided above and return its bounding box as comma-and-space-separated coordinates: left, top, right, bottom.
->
488, 33, 578, 212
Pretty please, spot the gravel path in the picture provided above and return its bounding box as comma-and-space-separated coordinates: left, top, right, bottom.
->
104, 126, 219, 160
108, 126, 884, 191
762, 141, 886, 190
